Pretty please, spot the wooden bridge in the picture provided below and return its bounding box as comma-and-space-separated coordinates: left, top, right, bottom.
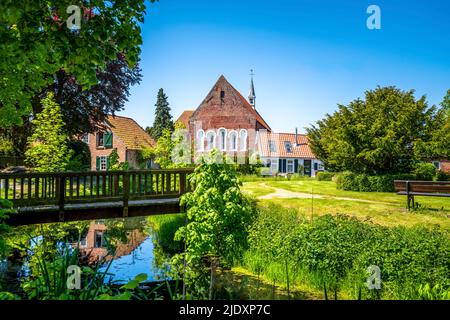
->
0, 169, 194, 226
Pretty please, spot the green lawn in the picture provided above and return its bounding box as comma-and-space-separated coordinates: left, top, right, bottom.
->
242, 179, 450, 230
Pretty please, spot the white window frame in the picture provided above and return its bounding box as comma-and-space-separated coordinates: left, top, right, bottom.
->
270, 159, 278, 173
205, 130, 216, 151
218, 128, 227, 151
287, 159, 295, 173
228, 130, 238, 151
197, 130, 205, 151
239, 129, 247, 151
269, 140, 276, 153
100, 156, 107, 171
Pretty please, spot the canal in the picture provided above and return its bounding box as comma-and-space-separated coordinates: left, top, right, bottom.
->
0, 214, 185, 294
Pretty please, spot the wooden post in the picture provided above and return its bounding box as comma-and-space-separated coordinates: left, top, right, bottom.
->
406, 181, 411, 210
179, 172, 186, 195
57, 175, 65, 222
123, 172, 130, 217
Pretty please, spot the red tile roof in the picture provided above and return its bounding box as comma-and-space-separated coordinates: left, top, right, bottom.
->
106, 115, 155, 149
222, 76, 272, 131
259, 132, 316, 159
176, 110, 194, 129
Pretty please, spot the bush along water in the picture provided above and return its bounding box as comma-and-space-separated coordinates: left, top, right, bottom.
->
243, 204, 450, 300
169, 150, 257, 299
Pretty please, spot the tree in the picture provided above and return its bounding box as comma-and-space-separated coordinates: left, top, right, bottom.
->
34, 55, 142, 136
414, 90, 450, 161
141, 122, 190, 169
0, 1, 152, 128
149, 89, 174, 140
307, 86, 438, 174
25, 93, 73, 172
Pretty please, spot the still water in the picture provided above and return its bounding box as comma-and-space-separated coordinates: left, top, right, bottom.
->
0, 215, 182, 292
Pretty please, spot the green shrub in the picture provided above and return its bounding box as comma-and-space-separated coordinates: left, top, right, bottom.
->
316, 172, 334, 181
336, 172, 416, 192
244, 204, 450, 300
436, 170, 450, 182
414, 163, 436, 181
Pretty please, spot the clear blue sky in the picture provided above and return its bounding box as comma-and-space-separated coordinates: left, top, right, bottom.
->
120, 0, 450, 133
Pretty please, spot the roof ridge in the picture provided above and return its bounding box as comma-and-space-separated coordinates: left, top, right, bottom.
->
222, 76, 272, 131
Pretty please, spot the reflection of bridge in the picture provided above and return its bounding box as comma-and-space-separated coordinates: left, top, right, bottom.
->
0, 169, 194, 226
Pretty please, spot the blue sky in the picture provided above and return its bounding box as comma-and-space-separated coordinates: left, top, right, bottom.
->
120, 0, 450, 133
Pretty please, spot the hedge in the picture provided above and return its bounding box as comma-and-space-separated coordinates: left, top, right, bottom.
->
316, 172, 335, 181
335, 172, 417, 192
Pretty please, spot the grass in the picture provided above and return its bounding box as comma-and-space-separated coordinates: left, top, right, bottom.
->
242, 179, 450, 230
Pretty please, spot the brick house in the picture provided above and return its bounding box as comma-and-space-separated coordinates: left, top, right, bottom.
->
82, 115, 155, 171
176, 75, 324, 176
433, 160, 450, 173
258, 130, 324, 176
76, 221, 147, 266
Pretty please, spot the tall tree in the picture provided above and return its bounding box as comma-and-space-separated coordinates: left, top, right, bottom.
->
149, 88, 174, 140
0, 0, 152, 128
307, 86, 438, 174
415, 89, 450, 160
25, 93, 72, 172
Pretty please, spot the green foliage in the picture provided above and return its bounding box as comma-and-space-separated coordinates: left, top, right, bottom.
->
149, 88, 174, 140
0, 0, 150, 128
245, 204, 450, 300
170, 150, 256, 296
66, 140, 91, 172
147, 214, 185, 253
307, 86, 440, 174
335, 172, 417, 192
25, 93, 73, 172
436, 170, 450, 182
140, 122, 191, 169
0, 199, 15, 257
107, 148, 129, 171
414, 163, 437, 181
316, 172, 335, 181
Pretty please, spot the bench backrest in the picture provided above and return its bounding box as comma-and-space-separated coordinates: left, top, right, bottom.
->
394, 180, 450, 194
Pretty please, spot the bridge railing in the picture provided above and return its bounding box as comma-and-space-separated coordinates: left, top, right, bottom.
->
0, 169, 195, 209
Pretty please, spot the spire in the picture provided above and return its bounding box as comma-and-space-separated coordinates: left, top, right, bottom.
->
248, 69, 256, 109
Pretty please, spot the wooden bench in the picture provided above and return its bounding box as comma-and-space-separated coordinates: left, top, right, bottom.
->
394, 180, 450, 210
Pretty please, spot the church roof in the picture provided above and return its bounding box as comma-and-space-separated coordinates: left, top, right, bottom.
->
259, 131, 316, 159
106, 115, 155, 150
219, 75, 271, 131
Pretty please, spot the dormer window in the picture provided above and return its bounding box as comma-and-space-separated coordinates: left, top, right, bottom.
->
269, 140, 276, 152
284, 141, 292, 153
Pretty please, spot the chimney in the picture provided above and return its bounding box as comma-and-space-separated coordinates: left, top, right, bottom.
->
295, 127, 299, 146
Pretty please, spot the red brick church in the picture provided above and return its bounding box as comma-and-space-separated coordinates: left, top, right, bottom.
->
177, 75, 324, 176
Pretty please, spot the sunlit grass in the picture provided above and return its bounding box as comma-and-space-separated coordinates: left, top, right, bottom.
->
242, 179, 450, 230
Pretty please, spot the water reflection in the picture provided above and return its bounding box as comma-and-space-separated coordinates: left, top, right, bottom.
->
0, 215, 181, 292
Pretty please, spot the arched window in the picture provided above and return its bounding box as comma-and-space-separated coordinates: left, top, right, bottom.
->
228, 131, 238, 151
206, 131, 216, 151
239, 129, 247, 151
196, 130, 205, 151
218, 128, 226, 151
